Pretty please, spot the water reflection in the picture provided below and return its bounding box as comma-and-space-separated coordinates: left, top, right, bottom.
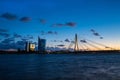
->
0, 53, 120, 80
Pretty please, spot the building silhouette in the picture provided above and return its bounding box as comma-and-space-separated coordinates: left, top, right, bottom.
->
25, 42, 29, 52
25, 41, 35, 52
38, 37, 46, 52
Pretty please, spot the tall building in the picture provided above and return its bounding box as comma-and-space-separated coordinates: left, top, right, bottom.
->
25, 41, 29, 52
38, 37, 46, 52
25, 41, 35, 52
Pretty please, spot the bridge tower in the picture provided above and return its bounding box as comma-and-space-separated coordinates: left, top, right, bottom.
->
74, 34, 79, 51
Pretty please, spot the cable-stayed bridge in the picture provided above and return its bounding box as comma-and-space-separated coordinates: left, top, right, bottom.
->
67, 34, 117, 52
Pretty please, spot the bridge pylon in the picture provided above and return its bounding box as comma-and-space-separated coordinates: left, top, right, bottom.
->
74, 34, 79, 51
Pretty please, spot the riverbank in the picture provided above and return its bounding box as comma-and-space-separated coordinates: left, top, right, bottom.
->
0, 50, 120, 54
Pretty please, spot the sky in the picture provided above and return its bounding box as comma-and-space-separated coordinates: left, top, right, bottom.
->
0, 0, 120, 50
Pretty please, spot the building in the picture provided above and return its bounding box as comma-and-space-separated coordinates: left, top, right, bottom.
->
25, 41, 29, 52
38, 37, 46, 52
25, 41, 35, 52
29, 43, 35, 51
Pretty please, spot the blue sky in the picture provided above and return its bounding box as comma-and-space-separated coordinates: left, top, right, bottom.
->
0, 0, 120, 50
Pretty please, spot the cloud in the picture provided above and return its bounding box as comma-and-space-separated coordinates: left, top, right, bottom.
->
21, 35, 34, 41
57, 44, 65, 47
80, 40, 87, 43
40, 31, 58, 35
60, 41, 63, 42
54, 31, 58, 35
47, 31, 53, 34
0, 40, 25, 50
52, 22, 76, 27
0, 32, 10, 37
0, 28, 8, 32
71, 41, 75, 43
90, 29, 95, 33
0, 28, 10, 38
53, 40, 57, 42
90, 29, 103, 39
40, 31, 45, 35
100, 37, 103, 39
1, 38, 14, 44
65, 39, 70, 42
16, 40, 26, 46
65, 22, 76, 27
46, 46, 66, 51
33, 42, 38, 45
0, 43, 16, 50
47, 31, 58, 35
21, 38, 29, 42
52, 23, 65, 27
20, 17, 31, 22
93, 32, 100, 36
0, 12, 17, 20
51, 40, 63, 42
26, 35, 34, 39
13, 33, 22, 38
40, 19, 46, 24
0, 38, 37, 50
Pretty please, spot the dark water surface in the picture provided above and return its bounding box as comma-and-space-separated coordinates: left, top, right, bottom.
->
0, 53, 120, 80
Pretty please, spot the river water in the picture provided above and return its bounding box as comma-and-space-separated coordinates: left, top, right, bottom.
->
0, 53, 120, 80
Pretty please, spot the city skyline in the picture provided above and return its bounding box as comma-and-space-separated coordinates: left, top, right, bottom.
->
0, 0, 120, 50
